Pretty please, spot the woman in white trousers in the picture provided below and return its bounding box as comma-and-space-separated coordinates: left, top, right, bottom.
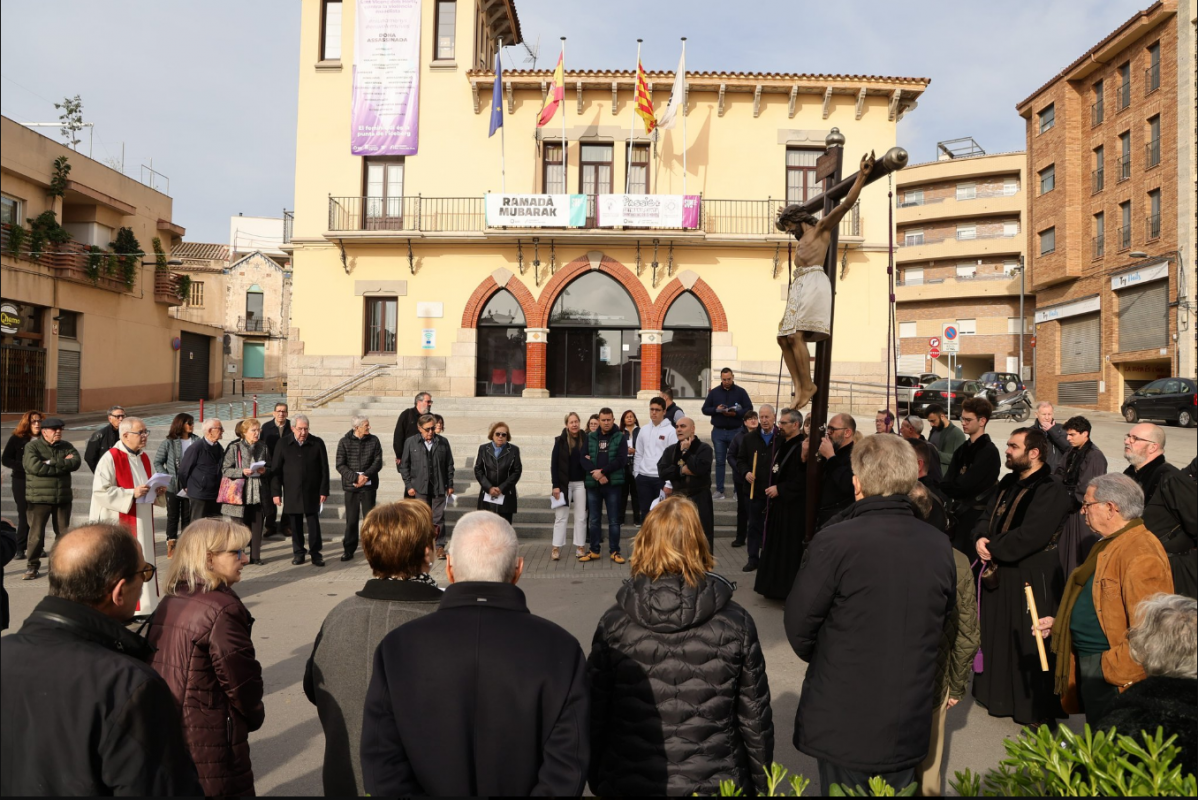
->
550, 412, 588, 560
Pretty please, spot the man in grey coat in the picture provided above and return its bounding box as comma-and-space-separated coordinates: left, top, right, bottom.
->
304, 500, 442, 797
399, 414, 455, 559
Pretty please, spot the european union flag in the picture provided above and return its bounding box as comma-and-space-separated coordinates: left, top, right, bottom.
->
488, 50, 503, 137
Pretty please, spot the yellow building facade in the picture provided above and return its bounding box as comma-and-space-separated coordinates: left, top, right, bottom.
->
286, 0, 928, 406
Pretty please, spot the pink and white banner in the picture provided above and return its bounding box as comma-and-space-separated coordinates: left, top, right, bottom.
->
596, 195, 701, 228
352, 0, 421, 156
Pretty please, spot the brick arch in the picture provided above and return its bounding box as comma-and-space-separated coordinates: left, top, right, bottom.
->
461, 275, 538, 328
528, 255, 654, 329
648, 276, 729, 332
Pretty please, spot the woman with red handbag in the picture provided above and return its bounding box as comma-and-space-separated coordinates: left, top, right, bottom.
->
221, 418, 270, 565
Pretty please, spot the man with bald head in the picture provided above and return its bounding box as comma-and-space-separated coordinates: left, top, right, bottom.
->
1, 524, 202, 796
657, 417, 716, 549
1122, 422, 1179, 507
813, 413, 858, 527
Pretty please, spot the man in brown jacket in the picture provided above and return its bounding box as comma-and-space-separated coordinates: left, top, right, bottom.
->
1035, 473, 1174, 725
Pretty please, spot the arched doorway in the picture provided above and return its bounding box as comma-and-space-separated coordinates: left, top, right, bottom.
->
546, 272, 641, 397
475, 289, 527, 395
661, 291, 711, 399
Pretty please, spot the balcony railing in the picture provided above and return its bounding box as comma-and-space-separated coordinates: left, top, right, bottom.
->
1117, 225, 1131, 250
1092, 234, 1105, 259
897, 186, 1017, 209
326, 195, 863, 238
897, 229, 1020, 247
1146, 213, 1161, 241
1145, 138, 1161, 168
1117, 155, 1131, 182
1091, 101, 1104, 126
237, 317, 274, 335
1117, 82, 1131, 111
153, 272, 185, 306
895, 272, 1016, 287
1145, 64, 1160, 95
1092, 167, 1104, 193
1, 224, 129, 293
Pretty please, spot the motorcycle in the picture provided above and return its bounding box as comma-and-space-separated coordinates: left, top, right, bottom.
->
984, 384, 1033, 422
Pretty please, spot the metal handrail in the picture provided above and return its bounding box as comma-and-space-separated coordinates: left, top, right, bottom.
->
308, 364, 389, 408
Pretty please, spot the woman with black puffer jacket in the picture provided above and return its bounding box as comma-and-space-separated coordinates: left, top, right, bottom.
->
587, 495, 774, 797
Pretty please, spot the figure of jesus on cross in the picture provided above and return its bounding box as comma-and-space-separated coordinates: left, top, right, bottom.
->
774, 150, 876, 409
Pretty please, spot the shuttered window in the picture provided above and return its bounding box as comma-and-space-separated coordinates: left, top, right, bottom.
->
1059, 380, 1099, 405
56, 349, 81, 414
1118, 281, 1168, 352
1060, 313, 1100, 374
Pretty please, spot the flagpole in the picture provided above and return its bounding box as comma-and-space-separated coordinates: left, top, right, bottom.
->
498, 38, 506, 193
561, 37, 567, 192
626, 39, 642, 193
681, 37, 687, 197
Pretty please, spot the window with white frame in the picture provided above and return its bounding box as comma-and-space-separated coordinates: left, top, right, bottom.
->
899, 321, 917, 338
903, 267, 924, 285
956, 183, 977, 201
956, 263, 977, 279
320, 0, 342, 60
1007, 317, 1028, 334
904, 229, 924, 246
902, 188, 924, 207
956, 318, 977, 335
1002, 176, 1019, 195
1003, 221, 1020, 237
0, 194, 20, 226
956, 223, 976, 240
1003, 260, 1020, 276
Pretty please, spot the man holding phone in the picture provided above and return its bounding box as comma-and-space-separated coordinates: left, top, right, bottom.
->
701, 368, 753, 501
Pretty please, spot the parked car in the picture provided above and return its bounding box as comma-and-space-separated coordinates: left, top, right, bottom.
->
911, 379, 984, 419
1121, 377, 1197, 427
919, 372, 941, 386
896, 374, 923, 410
978, 371, 1026, 393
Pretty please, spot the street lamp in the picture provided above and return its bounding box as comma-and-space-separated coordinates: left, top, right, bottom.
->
142, 259, 184, 267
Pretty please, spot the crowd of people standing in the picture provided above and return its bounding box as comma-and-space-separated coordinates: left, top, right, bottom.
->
1, 375, 1197, 796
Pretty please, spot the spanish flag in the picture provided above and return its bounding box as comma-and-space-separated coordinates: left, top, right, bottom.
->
537, 51, 565, 127
634, 60, 655, 134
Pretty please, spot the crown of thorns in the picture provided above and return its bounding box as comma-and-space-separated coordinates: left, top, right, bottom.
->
775, 205, 820, 234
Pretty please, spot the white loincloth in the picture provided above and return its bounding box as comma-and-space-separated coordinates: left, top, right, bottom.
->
777, 266, 831, 342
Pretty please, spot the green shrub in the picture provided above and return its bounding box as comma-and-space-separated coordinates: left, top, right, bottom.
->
950, 724, 1197, 797
109, 227, 143, 288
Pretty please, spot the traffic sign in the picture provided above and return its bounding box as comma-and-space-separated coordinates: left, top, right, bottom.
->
929, 346, 940, 359
941, 323, 960, 353
928, 336, 940, 348
1030, 336, 1037, 348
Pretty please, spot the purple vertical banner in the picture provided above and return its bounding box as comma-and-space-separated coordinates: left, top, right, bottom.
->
352, 0, 422, 156
681, 195, 701, 229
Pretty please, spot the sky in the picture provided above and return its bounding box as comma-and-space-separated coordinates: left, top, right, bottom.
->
0, 0, 1146, 243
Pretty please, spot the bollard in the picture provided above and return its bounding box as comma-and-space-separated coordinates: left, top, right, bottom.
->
199, 398, 205, 422
253, 395, 258, 417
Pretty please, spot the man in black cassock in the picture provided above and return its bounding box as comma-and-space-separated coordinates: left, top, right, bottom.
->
941, 397, 1001, 555
754, 408, 806, 600
657, 417, 715, 550
972, 426, 1070, 725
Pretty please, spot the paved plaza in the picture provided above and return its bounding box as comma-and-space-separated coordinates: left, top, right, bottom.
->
2, 402, 1194, 795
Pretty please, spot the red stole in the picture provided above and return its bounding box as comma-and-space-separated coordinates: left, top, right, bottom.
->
110, 446, 152, 532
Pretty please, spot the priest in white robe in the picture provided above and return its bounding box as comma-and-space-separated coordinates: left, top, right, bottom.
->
90, 416, 167, 615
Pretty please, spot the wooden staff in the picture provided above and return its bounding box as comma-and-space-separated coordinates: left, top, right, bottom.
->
1025, 582, 1049, 672
749, 452, 758, 500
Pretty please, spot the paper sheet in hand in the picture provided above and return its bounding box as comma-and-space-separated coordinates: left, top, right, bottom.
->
249, 460, 267, 473
357, 471, 373, 487
138, 473, 172, 504
482, 492, 505, 505
549, 493, 568, 509
649, 490, 667, 512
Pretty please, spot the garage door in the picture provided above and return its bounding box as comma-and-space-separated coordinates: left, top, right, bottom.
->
1118, 282, 1168, 353
1060, 313, 1100, 375
1124, 379, 1152, 401
56, 349, 80, 414
179, 332, 211, 401
1058, 380, 1099, 405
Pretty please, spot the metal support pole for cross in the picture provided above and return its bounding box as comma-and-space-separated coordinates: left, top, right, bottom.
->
199, 398, 205, 422
802, 135, 909, 542
253, 395, 258, 418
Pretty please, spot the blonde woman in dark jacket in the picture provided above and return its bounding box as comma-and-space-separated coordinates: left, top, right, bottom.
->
588, 496, 773, 796
148, 518, 264, 798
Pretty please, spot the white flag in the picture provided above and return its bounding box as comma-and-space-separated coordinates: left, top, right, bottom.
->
656, 49, 685, 130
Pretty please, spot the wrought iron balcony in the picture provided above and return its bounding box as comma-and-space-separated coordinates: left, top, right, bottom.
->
1092, 167, 1104, 194
237, 317, 274, 335
1145, 138, 1161, 169
1092, 234, 1105, 260
1117, 82, 1131, 111
1116, 155, 1131, 183
1146, 213, 1161, 241
1145, 64, 1160, 95
1091, 101, 1104, 127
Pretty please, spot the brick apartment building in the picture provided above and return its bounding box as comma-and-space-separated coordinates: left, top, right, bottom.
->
894, 142, 1031, 381
1018, 0, 1190, 411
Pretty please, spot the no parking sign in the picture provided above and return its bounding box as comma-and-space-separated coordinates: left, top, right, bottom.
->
941, 324, 960, 353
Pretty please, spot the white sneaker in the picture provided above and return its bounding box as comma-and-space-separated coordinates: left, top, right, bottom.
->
713, 492, 726, 501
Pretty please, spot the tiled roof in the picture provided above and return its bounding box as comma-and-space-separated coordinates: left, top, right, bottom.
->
173, 242, 229, 262
1016, 1, 1167, 110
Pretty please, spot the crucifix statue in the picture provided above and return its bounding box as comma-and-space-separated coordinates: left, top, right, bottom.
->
774, 150, 876, 409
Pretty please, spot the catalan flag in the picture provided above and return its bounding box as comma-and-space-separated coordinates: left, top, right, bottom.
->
537, 51, 565, 128
634, 60, 655, 134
